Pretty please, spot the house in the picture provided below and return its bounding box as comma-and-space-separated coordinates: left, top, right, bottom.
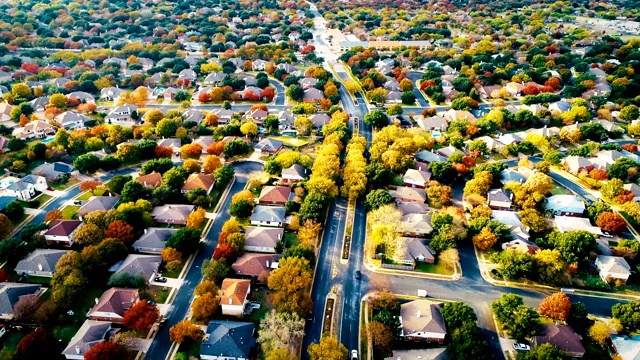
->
563, 156, 593, 174
132, 228, 179, 254
0, 102, 13, 124
220, 279, 251, 316
14, 249, 69, 277
500, 169, 526, 185
399, 300, 447, 343
252, 139, 281, 156
487, 189, 512, 210
396, 237, 435, 264
67, 91, 95, 103
390, 186, 426, 204
443, 109, 475, 122
204, 72, 226, 85
183, 109, 204, 123
29, 96, 50, 111
4, 174, 48, 201
32, 162, 75, 181
0, 283, 42, 320
250, 206, 286, 227
554, 216, 603, 236
113, 254, 162, 283
595, 255, 631, 284
193, 136, 215, 152
533, 324, 585, 358
624, 183, 640, 202
44, 219, 82, 247
545, 195, 585, 216
397, 201, 429, 215
87, 288, 140, 322
55, 111, 89, 130
100, 87, 126, 101
310, 113, 331, 128
0, 136, 9, 152
157, 138, 182, 155
252, 59, 267, 71
502, 239, 539, 254
200, 321, 256, 360
492, 210, 530, 241
178, 69, 197, 82
475, 136, 506, 153
258, 186, 291, 205
281, 164, 306, 184
386, 91, 403, 104
135, 172, 162, 188
303, 88, 323, 102
232, 253, 279, 279
151, 204, 195, 225
611, 335, 640, 360
549, 101, 571, 114
104, 104, 138, 126
277, 63, 296, 74
77, 196, 120, 220
299, 77, 318, 89
62, 320, 116, 360
12, 120, 55, 140
244, 226, 283, 253
401, 214, 433, 237
181, 173, 215, 194
211, 108, 235, 124
497, 133, 522, 145
403, 169, 431, 188
243, 109, 268, 124
434, 145, 457, 159
414, 150, 447, 168
414, 116, 448, 131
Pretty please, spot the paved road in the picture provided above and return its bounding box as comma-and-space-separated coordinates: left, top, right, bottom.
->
268, 79, 286, 106
144, 161, 264, 360
407, 72, 430, 108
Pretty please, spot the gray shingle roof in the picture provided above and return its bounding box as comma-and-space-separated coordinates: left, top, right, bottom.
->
251, 206, 286, 223
77, 196, 120, 216
132, 228, 179, 253
114, 254, 161, 281
0, 282, 41, 316
200, 321, 256, 358
14, 249, 69, 275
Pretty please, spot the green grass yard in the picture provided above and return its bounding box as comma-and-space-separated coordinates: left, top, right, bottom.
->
61, 205, 80, 219
144, 285, 170, 304
52, 177, 80, 191
76, 187, 107, 201
415, 261, 454, 275
284, 231, 298, 248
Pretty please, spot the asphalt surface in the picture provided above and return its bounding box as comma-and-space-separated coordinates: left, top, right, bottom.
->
144, 161, 264, 360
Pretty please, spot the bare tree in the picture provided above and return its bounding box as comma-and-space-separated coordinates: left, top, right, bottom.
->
258, 310, 305, 355
13, 295, 41, 323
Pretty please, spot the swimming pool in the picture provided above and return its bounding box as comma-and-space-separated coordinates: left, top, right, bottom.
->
0, 177, 18, 189
41, 137, 54, 144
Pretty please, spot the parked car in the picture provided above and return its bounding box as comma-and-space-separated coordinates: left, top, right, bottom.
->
417, 289, 428, 297
154, 276, 167, 283
351, 350, 358, 360
355, 271, 362, 280
513, 343, 530, 351
158, 318, 168, 328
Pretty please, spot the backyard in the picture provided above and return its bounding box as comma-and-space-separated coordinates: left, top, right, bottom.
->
61, 205, 80, 219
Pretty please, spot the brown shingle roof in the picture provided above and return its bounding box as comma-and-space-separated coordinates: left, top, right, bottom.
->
232, 253, 279, 277
221, 279, 251, 306
533, 324, 586, 357
182, 173, 215, 192
45, 219, 82, 236
88, 288, 138, 318
136, 172, 162, 188
258, 186, 291, 204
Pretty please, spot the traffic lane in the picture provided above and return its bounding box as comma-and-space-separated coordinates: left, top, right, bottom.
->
145, 161, 263, 360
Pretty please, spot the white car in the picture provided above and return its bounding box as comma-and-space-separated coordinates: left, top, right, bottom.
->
351, 350, 358, 360
513, 343, 530, 351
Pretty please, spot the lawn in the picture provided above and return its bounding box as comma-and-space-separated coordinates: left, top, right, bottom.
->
61, 205, 80, 219
53, 324, 81, 345
0, 329, 27, 355
24, 276, 51, 284
162, 261, 185, 278
247, 290, 273, 323
177, 339, 202, 358
283, 231, 298, 248
144, 285, 170, 304
415, 261, 454, 275
76, 187, 107, 201
35, 193, 53, 207
269, 136, 312, 148
550, 184, 571, 196
52, 177, 80, 191
571, 271, 609, 290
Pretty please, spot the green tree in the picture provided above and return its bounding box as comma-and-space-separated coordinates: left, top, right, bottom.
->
4, 201, 24, 222
517, 344, 568, 360
214, 165, 235, 187
162, 167, 188, 189
201, 258, 230, 282
601, 176, 624, 199
545, 230, 596, 264
155, 118, 178, 137
612, 301, 640, 332
120, 181, 151, 203
229, 199, 253, 218
386, 104, 403, 116
365, 189, 396, 212
363, 110, 389, 128
619, 105, 639, 122
287, 85, 304, 102
107, 175, 133, 195
166, 228, 201, 254
73, 153, 100, 174
429, 162, 457, 182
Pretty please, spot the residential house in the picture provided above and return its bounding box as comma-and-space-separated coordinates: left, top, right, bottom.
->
204, 72, 226, 85
492, 210, 531, 242
105, 104, 138, 126
77, 196, 120, 220
29, 96, 50, 112
232, 253, 279, 278
200, 321, 256, 360
299, 77, 318, 89
32, 162, 75, 182
624, 183, 640, 202
502, 239, 539, 254
254, 138, 283, 155
220, 279, 251, 316
193, 136, 215, 153
183, 109, 204, 123
0, 136, 9, 152
487, 189, 512, 210
595, 255, 631, 284
55, 111, 89, 130
132, 228, 178, 254
385, 91, 403, 104
397, 201, 429, 215
505, 82, 525, 97
414, 116, 448, 131
533, 324, 585, 358
14, 249, 69, 277
0, 283, 42, 320
303, 88, 323, 102
157, 138, 182, 155
44, 219, 82, 247
434, 145, 457, 159
500, 169, 526, 185
0, 102, 13, 125
62, 320, 116, 360
12, 120, 55, 140
252, 59, 267, 71
277, 63, 296, 74
281, 164, 306, 184
403, 169, 431, 188
135, 172, 162, 189
399, 300, 447, 343
243, 109, 268, 124
395, 238, 435, 266
563, 156, 593, 174
178, 69, 197, 82
554, 216, 603, 236
87, 288, 140, 322
527, 126, 560, 137
549, 101, 571, 114
443, 109, 476, 122
4, 174, 48, 201
594, 119, 622, 133
181, 173, 215, 194
389, 186, 426, 204
475, 136, 506, 153
244, 226, 283, 253
250, 206, 286, 227
67, 91, 95, 103
545, 195, 585, 216
151, 204, 195, 225
211, 108, 234, 124
310, 113, 331, 128
497, 133, 522, 145
242, 86, 263, 99
401, 214, 433, 237
258, 186, 291, 205
100, 87, 126, 101
113, 254, 162, 283
611, 335, 640, 360
414, 150, 447, 170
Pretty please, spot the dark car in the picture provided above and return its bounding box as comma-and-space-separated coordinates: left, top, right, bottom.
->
154, 276, 167, 283
306, 312, 313, 321
158, 318, 168, 328
355, 271, 362, 280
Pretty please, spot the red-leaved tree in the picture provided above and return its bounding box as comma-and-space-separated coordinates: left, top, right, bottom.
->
104, 220, 135, 243
596, 212, 627, 234
123, 300, 159, 332
84, 341, 131, 360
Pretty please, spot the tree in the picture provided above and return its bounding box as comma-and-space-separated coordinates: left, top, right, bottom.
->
367, 321, 394, 350
287, 85, 304, 102
229, 199, 254, 218
534, 249, 566, 284
439, 248, 459, 270
156, 119, 178, 137
365, 189, 396, 212
13, 294, 40, 323
546, 230, 596, 264
612, 301, 640, 332
123, 300, 159, 332
214, 165, 235, 187
120, 180, 151, 203
108, 175, 133, 195
429, 162, 457, 182
620, 105, 639, 122
4, 201, 24, 222
203, 155, 222, 174
517, 344, 568, 360
222, 219, 241, 233
240, 121, 259, 137
0, 213, 13, 239
107, 272, 146, 288
202, 259, 230, 282
180, 143, 203, 159
596, 212, 627, 234
74, 223, 104, 245
186, 207, 206, 229
74, 153, 100, 173
387, 104, 403, 116
167, 228, 201, 254
258, 310, 306, 354
473, 227, 497, 250
162, 167, 188, 189
539, 292, 572, 322
294, 115, 313, 136
492, 294, 540, 340
226, 232, 246, 254
104, 220, 135, 243
519, 209, 548, 233
307, 336, 348, 360
169, 320, 203, 343
589, 322, 611, 345
191, 292, 220, 320
15, 328, 59, 360
84, 341, 131, 360
162, 247, 182, 263
268, 256, 313, 317
80, 180, 103, 194
363, 110, 389, 128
